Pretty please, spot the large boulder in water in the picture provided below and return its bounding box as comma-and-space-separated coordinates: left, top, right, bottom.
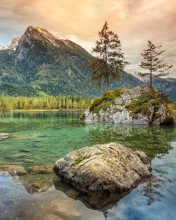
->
53, 143, 151, 206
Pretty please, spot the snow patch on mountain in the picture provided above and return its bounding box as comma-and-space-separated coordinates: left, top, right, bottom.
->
126, 68, 148, 82
0, 37, 20, 51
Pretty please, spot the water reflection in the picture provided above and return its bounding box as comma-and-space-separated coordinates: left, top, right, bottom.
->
0, 111, 81, 132
0, 173, 104, 220
0, 110, 82, 119
84, 123, 174, 159
0, 111, 176, 219
13, 173, 54, 194
106, 141, 176, 220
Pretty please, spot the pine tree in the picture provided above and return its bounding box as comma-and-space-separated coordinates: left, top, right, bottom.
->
139, 40, 172, 90
89, 21, 128, 91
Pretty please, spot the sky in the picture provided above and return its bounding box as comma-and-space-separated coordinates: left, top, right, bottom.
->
0, 0, 176, 78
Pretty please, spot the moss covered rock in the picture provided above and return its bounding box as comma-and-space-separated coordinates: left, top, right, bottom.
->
82, 83, 174, 125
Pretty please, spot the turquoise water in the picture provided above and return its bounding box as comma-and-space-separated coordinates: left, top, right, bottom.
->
0, 111, 176, 219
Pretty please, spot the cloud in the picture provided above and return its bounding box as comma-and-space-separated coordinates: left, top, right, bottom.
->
0, 0, 175, 77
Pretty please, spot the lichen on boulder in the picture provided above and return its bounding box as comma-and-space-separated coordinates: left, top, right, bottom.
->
53, 142, 151, 207
82, 83, 174, 125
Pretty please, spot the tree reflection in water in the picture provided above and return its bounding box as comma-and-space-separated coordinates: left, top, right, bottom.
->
84, 123, 174, 160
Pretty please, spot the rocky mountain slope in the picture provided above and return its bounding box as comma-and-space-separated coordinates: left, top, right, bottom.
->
152, 77, 176, 101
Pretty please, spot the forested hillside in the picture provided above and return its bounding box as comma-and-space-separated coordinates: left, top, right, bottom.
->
153, 78, 176, 101
0, 26, 142, 97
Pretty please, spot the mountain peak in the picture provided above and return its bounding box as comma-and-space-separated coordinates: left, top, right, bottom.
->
16, 26, 63, 59
15, 26, 91, 60
24, 26, 59, 40
26, 26, 35, 31
37, 27, 60, 39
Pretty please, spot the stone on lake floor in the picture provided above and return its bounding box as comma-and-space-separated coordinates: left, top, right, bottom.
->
0, 133, 11, 140
14, 190, 104, 220
17, 173, 54, 194
0, 164, 27, 175
4, 153, 36, 163
53, 142, 151, 208
0, 164, 54, 193
19, 149, 31, 153
27, 165, 53, 174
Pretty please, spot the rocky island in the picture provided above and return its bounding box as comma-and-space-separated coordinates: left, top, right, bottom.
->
81, 84, 174, 125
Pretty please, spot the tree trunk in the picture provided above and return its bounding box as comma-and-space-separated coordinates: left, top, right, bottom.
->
104, 44, 109, 91
150, 71, 152, 90
105, 75, 109, 91
150, 52, 152, 90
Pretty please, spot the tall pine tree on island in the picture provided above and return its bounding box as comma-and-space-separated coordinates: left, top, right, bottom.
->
89, 21, 128, 91
139, 40, 173, 90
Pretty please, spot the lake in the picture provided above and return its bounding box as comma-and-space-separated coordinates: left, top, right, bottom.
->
0, 111, 176, 220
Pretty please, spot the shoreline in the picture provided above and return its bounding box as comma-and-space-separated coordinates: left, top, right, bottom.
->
0, 109, 85, 112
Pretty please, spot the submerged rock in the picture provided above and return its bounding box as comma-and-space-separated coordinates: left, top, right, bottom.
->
14, 190, 104, 220
82, 83, 174, 125
17, 166, 54, 193
17, 173, 54, 194
5, 153, 36, 163
53, 143, 151, 207
0, 164, 27, 175
27, 165, 53, 174
0, 133, 11, 140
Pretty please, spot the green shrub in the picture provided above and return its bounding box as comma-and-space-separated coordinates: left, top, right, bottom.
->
80, 113, 85, 120
126, 89, 174, 120
102, 89, 123, 101
88, 88, 124, 113
89, 97, 103, 112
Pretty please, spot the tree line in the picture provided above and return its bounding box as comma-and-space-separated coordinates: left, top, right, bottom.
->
0, 95, 91, 111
